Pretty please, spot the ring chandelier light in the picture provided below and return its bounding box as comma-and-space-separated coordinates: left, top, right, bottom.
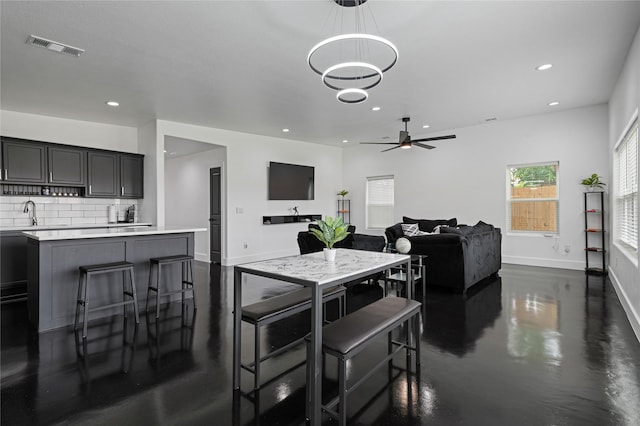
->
307, 0, 398, 104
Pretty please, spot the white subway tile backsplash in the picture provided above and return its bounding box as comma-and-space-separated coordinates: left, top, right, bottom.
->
43, 217, 72, 226
45, 204, 72, 211
72, 217, 97, 224
0, 197, 138, 228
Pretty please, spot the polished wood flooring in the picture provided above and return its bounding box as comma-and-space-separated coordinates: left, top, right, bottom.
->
2, 263, 640, 425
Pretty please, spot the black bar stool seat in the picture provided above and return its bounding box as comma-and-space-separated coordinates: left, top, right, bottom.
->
75, 261, 140, 339
146, 254, 196, 318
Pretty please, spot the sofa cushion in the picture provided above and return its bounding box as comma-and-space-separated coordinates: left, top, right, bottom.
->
473, 220, 495, 232
440, 225, 475, 236
385, 223, 404, 243
402, 216, 457, 232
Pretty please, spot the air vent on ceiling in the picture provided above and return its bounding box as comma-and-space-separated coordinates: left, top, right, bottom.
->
26, 35, 84, 57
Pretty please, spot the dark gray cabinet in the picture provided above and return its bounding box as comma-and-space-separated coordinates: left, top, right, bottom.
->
1, 231, 28, 302
120, 154, 143, 198
87, 151, 119, 197
1, 138, 47, 183
47, 146, 86, 185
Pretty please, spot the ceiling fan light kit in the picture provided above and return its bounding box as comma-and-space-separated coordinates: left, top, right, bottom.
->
360, 117, 457, 153
307, 0, 398, 104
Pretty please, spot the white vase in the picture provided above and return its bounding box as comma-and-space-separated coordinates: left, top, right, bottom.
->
323, 248, 336, 262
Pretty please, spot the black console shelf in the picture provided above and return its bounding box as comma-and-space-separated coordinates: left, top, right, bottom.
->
263, 214, 321, 225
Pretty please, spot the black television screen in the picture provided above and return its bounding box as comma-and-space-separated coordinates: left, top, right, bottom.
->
268, 162, 315, 200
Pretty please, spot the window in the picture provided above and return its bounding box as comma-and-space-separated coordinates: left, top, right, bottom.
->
614, 117, 638, 252
366, 175, 394, 229
507, 162, 559, 233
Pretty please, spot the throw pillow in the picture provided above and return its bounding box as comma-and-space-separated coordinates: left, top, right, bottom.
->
402, 216, 457, 232
401, 223, 421, 237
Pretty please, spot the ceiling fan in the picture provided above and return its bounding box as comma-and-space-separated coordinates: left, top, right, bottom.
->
360, 117, 456, 152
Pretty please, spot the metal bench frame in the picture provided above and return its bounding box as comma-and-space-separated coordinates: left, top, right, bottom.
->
306, 297, 421, 425
240, 285, 346, 391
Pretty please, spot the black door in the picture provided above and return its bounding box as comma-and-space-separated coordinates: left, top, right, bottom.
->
210, 167, 221, 263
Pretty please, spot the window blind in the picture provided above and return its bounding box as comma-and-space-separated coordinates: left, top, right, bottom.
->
615, 119, 638, 251
366, 176, 394, 229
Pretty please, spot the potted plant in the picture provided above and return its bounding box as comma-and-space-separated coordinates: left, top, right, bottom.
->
581, 174, 606, 191
337, 189, 349, 198
310, 216, 350, 262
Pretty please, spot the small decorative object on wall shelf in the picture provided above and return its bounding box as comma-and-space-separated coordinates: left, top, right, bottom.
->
581, 173, 606, 191
309, 216, 350, 262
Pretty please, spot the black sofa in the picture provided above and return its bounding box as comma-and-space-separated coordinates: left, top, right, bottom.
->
385, 217, 501, 293
297, 225, 386, 254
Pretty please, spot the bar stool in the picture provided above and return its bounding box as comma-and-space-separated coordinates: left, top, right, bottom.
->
75, 261, 140, 339
146, 255, 196, 318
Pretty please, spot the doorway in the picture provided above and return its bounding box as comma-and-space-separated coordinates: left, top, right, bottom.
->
210, 167, 221, 263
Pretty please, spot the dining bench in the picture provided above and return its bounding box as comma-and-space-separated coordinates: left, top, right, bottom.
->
306, 296, 421, 425
240, 284, 346, 390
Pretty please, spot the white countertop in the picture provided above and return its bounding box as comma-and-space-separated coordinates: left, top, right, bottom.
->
1, 223, 153, 232
22, 226, 207, 241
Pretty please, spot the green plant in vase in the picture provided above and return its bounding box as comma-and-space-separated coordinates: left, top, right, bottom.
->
310, 216, 350, 261
337, 189, 349, 198
581, 174, 606, 191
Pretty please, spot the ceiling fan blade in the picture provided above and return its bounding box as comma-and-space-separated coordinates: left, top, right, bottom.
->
414, 142, 436, 150
411, 134, 457, 143
381, 145, 402, 152
360, 142, 400, 145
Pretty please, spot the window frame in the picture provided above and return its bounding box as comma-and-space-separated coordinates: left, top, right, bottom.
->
613, 110, 638, 258
365, 175, 394, 230
506, 161, 560, 235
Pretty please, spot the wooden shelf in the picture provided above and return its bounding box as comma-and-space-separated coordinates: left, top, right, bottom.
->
584, 191, 606, 275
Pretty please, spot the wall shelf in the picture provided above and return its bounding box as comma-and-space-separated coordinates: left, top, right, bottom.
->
263, 214, 321, 225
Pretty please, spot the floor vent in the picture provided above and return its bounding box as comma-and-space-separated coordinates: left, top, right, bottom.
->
26, 35, 84, 57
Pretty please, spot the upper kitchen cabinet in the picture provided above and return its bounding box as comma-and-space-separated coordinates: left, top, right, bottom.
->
86, 151, 144, 199
87, 151, 119, 197
47, 146, 86, 185
1, 137, 47, 183
120, 154, 143, 198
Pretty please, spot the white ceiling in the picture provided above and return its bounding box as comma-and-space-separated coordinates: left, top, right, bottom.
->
2, 1, 640, 148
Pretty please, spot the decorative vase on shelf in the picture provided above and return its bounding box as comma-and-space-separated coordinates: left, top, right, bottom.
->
323, 248, 337, 262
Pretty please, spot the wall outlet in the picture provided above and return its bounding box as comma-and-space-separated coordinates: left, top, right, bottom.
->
236, 207, 244, 214
243, 242, 248, 249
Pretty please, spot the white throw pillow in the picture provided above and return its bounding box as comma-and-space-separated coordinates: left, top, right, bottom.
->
401, 223, 420, 236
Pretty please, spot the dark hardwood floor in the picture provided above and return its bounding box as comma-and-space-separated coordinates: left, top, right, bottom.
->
2, 263, 639, 425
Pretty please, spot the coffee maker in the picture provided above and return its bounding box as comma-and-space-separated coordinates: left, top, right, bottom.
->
125, 205, 136, 223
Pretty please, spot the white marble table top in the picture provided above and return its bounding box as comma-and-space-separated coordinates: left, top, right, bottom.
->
236, 248, 410, 286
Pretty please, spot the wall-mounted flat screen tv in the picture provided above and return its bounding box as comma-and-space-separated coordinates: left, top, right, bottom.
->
268, 161, 315, 200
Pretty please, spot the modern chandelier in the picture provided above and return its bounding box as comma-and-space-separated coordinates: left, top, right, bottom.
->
307, 0, 398, 104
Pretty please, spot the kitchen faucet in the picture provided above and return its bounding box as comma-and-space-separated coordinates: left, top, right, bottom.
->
23, 200, 37, 226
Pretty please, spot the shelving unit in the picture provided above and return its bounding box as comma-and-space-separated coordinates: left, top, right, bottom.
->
337, 199, 350, 224
584, 191, 607, 275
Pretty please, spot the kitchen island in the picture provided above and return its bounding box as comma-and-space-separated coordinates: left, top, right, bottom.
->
24, 226, 206, 332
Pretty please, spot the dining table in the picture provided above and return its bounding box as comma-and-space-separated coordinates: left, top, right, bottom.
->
232, 248, 411, 425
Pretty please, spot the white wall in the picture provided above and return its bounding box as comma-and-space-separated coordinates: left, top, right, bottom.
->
343, 104, 609, 271
608, 25, 640, 341
165, 147, 226, 262
156, 120, 343, 266
0, 110, 137, 152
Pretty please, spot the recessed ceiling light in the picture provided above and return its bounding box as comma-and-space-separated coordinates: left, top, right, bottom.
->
163, 150, 167, 153
105, 101, 119, 107
536, 63, 553, 71
342, 140, 348, 143
371, 106, 381, 111
282, 128, 290, 133
548, 101, 560, 106
422, 124, 430, 129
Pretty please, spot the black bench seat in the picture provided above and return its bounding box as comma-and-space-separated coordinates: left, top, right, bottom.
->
307, 296, 422, 425
240, 285, 346, 390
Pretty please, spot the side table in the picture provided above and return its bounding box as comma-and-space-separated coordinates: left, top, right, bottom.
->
384, 254, 427, 298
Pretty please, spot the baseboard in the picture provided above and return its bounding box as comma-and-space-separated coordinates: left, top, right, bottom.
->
608, 267, 640, 343
502, 255, 584, 270
195, 252, 209, 263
